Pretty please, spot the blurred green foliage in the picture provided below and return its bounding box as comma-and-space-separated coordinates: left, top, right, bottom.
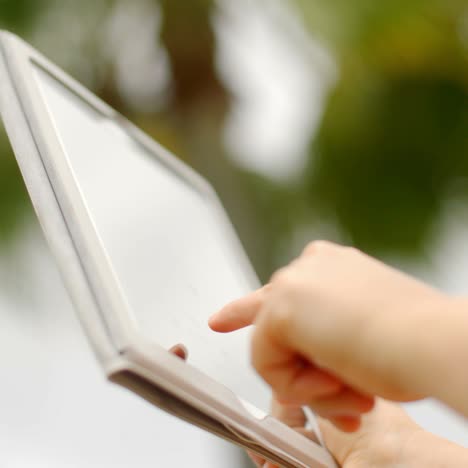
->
0, 128, 29, 245
295, 0, 468, 258
307, 72, 468, 257
0, 0, 51, 242
0, 0, 467, 280
0, 0, 46, 32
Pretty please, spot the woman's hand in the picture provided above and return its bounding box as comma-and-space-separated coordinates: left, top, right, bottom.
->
249, 399, 421, 467
209, 241, 468, 428
169, 344, 468, 468
249, 398, 468, 468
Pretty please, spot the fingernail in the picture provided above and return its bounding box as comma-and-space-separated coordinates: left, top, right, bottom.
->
169, 344, 188, 360
208, 311, 227, 330
208, 311, 220, 323
207, 315, 216, 325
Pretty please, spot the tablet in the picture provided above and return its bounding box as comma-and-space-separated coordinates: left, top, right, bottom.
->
0, 31, 337, 468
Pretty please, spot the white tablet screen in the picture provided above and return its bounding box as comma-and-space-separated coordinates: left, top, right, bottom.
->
32, 64, 268, 409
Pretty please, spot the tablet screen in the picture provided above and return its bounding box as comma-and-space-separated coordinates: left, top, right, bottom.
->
32, 64, 268, 409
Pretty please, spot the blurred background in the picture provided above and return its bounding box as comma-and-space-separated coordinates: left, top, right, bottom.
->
0, 0, 467, 466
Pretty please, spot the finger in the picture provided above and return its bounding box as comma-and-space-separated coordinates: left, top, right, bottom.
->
271, 398, 307, 428
271, 398, 321, 445
169, 344, 188, 360
252, 322, 342, 402
329, 415, 361, 432
271, 364, 343, 404
308, 388, 375, 417
247, 451, 265, 467
208, 286, 269, 332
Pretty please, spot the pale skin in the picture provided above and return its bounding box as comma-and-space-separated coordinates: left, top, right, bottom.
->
205, 241, 468, 466
250, 398, 468, 467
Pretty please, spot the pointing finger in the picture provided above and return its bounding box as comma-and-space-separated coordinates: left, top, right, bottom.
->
208, 286, 270, 332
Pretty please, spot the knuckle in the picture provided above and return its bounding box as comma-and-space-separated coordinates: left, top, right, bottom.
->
250, 306, 294, 372
302, 240, 336, 257
269, 304, 294, 336
343, 245, 360, 255
270, 266, 290, 286
250, 289, 264, 309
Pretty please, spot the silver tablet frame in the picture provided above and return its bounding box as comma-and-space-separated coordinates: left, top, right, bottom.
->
0, 31, 337, 468
0, 30, 259, 359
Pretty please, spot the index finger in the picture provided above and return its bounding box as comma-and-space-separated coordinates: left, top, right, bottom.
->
208, 286, 270, 333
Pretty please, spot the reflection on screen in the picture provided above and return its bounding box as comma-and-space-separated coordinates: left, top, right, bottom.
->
32, 64, 268, 408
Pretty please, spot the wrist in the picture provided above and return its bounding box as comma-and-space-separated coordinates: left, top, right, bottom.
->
402, 426, 468, 467
416, 296, 468, 416
387, 293, 468, 407
342, 402, 425, 468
